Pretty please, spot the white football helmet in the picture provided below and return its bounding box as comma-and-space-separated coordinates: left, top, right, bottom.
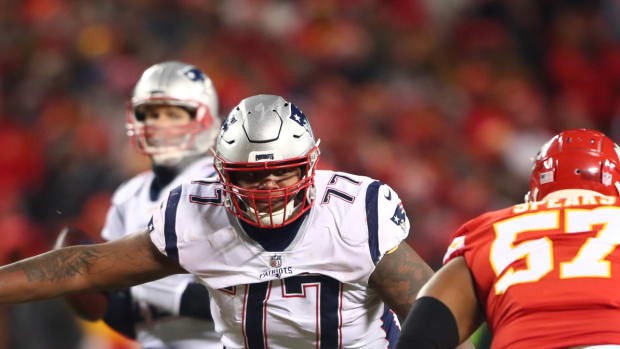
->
126, 61, 219, 166
214, 94, 320, 228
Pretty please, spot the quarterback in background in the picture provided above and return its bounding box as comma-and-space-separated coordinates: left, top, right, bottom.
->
396, 129, 620, 349
59, 61, 222, 348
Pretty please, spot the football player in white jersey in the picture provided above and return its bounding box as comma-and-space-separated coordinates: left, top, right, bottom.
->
59, 61, 222, 349
0, 94, 471, 349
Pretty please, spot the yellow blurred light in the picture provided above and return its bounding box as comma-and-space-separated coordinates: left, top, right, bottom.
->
77, 25, 113, 57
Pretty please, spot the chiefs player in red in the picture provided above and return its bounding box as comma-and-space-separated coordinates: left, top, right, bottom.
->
396, 129, 620, 349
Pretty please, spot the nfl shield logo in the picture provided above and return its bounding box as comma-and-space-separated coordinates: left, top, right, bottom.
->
270, 255, 282, 268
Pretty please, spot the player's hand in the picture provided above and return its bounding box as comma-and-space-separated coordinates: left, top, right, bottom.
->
54, 226, 108, 321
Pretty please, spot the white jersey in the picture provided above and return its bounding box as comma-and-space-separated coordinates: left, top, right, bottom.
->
149, 170, 409, 349
102, 156, 221, 349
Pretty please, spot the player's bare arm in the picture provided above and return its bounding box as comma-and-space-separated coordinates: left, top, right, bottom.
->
368, 241, 433, 321
0, 230, 185, 304
373, 246, 477, 349
416, 256, 484, 343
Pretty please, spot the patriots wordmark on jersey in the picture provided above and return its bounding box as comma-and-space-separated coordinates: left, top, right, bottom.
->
444, 194, 620, 349
150, 170, 409, 349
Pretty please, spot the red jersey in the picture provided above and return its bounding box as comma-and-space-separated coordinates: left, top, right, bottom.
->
444, 194, 620, 349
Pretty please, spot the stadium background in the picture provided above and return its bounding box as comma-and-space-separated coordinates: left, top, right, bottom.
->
1, 0, 619, 348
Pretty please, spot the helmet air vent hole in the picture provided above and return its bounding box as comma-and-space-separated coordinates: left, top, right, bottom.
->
567, 137, 572, 143
575, 169, 581, 175
284, 103, 289, 106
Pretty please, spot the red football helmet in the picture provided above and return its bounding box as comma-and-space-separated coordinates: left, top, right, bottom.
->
526, 129, 620, 202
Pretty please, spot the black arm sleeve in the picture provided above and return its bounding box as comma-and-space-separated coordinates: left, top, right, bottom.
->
103, 289, 136, 339
179, 282, 213, 321
395, 296, 460, 349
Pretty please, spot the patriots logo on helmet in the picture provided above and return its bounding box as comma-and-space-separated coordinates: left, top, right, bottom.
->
289, 104, 308, 127
184, 68, 205, 82
390, 202, 406, 226
221, 115, 237, 132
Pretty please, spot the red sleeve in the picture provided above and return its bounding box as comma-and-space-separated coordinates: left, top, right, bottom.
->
441, 209, 502, 265
442, 224, 470, 265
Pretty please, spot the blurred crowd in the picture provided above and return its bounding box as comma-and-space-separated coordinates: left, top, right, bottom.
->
1, 0, 620, 348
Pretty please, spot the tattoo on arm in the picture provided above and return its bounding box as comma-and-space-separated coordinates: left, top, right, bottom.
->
21, 247, 103, 283
0, 231, 182, 304
369, 242, 434, 321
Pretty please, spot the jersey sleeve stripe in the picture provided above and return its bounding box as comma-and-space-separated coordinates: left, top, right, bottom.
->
365, 180, 382, 265
163, 185, 182, 263
380, 305, 400, 348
